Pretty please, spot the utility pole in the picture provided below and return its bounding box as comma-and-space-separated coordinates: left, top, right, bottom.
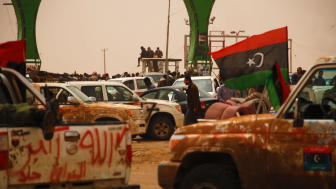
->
164, 0, 171, 75
101, 48, 108, 74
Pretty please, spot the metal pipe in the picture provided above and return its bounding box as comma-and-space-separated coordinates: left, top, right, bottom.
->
164, 0, 171, 75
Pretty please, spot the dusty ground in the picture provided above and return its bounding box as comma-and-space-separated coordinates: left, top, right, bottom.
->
128, 136, 171, 189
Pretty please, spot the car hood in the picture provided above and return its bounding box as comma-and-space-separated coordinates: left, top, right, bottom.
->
200, 97, 218, 102
174, 114, 276, 134
143, 99, 180, 106
85, 102, 142, 110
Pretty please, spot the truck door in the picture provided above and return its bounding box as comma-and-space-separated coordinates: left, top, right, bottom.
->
40, 87, 85, 122
267, 68, 336, 188
106, 85, 151, 121
7, 123, 129, 185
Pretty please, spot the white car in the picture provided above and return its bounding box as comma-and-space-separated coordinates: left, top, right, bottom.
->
67, 81, 185, 140
172, 76, 220, 98
109, 77, 155, 96
142, 72, 164, 87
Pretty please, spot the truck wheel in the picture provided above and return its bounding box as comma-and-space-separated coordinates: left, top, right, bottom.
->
178, 164, 241, 189
148, 116, 174, 140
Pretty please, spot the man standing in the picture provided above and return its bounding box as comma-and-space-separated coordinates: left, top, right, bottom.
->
137, 46, 148, 67
166, 71, 176, 86
291, 67, 303, 84
182, 75, 201, 125
155, 47, 163, 58
217, 75, 238, 102
144, 77, 156, 90
147, 47, 155, 72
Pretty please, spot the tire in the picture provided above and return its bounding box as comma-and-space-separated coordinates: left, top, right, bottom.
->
147, 116, 174, 140
178, 164, 241, 189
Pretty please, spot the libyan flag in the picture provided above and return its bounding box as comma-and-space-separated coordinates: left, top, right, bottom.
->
266, 63, 290, 110
0, 40, 26, 76
211, 27, 288, 90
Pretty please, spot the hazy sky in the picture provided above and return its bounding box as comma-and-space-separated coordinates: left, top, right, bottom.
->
1, 0, 336, 75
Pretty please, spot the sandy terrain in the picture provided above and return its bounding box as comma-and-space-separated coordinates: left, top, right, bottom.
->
128, 136, 171, 189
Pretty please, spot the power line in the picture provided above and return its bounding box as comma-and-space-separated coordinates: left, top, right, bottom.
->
293, 44, 322, 58
4, 0, 16, 39
293, 42, 336, 52
40, 52, 102, 66
171, 7, 185, 17
170, 45, 184, 57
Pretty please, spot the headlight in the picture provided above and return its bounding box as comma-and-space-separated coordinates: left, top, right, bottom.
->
126, 109, 141, 118
169, 135, 185, 152
175, 105, 182, 112
139, 109, 145, 118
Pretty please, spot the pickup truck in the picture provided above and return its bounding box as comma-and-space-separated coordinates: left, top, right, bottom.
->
0, 67, 139, 189
32, 83, 146, 137
67, 81, 185, 140
158, 56, 336, 189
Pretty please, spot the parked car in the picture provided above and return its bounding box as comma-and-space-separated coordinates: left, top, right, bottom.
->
142, 72, 164, 87
139, 86, 218, 118
32, 83, 146, 136
172, 76, 220, 98
0, 67, 139, 189
109, 77, 155, 96
67, 81, 185, 140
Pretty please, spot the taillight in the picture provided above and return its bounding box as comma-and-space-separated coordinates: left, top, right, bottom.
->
0, 132, 8, 170
200, 101, 206, 110
175, 105, 181, 112
125, 126, 132, 162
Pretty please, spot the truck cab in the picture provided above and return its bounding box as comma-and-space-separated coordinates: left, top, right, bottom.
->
0, 68, 139, 189
158, 56, 336, 189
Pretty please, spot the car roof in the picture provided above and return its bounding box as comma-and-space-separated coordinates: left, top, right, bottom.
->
143, 72, 164, 75
67, 81, 127, 86
314, 56, 336, 64
110, 77, 146, 80
175, 76, 216, 81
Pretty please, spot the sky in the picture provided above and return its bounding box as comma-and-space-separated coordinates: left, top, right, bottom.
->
1, 0, 336, 76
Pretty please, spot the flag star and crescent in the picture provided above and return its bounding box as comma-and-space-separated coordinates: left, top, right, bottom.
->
210, 27, 289, 110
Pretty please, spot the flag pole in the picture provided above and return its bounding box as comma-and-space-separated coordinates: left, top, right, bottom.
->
255, 86, 266, 120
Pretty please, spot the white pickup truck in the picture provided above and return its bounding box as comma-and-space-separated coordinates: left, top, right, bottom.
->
32, 83, 146, 136
0, 67, 139, 189
67, 81, 185, 140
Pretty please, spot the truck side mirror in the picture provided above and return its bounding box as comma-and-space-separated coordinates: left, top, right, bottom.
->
89, 96, 96, 102
68, 96, 78, 104
293, 98, 304, 127
133, 94, 139, 102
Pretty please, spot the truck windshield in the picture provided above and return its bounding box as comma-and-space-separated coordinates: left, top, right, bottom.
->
146, 75, 163, 82
67, 86, 93, 103
174, 79, 213, 92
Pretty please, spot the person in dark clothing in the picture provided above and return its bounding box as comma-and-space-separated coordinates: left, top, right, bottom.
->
166, 72, 176, 86
313, 71, 326, 86
158, 74, 167, 87
144, 77, 156, 90
291, 67, 303, 84
182, 75, 201, 125
147, 47, 155, 71
137, 46, 148, 67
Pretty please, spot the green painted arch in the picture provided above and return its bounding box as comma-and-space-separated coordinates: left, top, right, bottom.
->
184, 0, 215, 64
11, 0, 42, 64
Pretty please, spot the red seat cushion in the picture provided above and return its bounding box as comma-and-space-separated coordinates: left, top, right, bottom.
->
204, 102, 230, 119
221, 105, 251, 120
